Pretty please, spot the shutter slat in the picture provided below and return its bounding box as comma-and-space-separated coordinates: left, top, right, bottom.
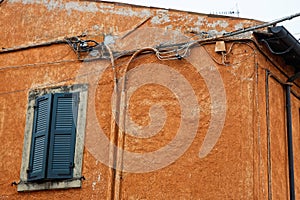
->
35, 101, 48, 132
52, 134, 71, 170
47, 93, 78, 179
27, 94, 52, 181
55, 98, 75, 130
32, 136, 45, 172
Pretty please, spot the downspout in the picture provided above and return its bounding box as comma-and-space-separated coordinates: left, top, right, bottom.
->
286, 72, 300, 200
286, 82, 295, 200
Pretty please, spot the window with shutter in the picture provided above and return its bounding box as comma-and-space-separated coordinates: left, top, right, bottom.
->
47, 93, 78, 179
27, 93, 78, 181
18, 84, 88, 191
27, 94, 52, 181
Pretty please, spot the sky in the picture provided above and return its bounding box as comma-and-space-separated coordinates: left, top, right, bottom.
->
107, 0, 300, 38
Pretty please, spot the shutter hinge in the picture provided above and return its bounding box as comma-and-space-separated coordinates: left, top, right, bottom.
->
70, 162, 75, 168
26, 167, 32, 173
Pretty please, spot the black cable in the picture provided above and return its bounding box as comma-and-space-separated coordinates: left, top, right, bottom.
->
0, 39, 67, 54
0, 58, 130, 96
248, 38, 300, 89
261, 39, 295, 55
0, 59, 78, 71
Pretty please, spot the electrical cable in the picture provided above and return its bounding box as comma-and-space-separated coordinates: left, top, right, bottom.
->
114, 47, 160, 198
261, 39, 295, 55
0, 59, 78, 71
0, 39, 67, 54
1, 12, 299, 56
1, 39, 300, 99
104, 43, 119, 200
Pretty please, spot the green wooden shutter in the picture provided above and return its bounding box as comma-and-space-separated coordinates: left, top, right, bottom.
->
47, 93, 78, 179
27, 94, 52, 181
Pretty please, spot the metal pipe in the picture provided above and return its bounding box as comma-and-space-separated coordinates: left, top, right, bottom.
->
285, 72, 300, 200
223, 12, 300, 37
286, 83, 295, 200
266, 70, 300, 200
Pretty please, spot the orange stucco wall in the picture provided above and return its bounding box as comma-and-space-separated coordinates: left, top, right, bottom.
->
0, 1, 300, 199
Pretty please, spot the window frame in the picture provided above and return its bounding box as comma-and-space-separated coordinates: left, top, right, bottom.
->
18, 84, 88, 192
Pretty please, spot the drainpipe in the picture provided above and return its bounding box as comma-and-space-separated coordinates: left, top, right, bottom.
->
286, 72, 300, 200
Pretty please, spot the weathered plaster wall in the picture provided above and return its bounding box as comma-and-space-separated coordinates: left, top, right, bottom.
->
0, 0, 299, 200
119, 47, 256, 199
0, 0, 260, 48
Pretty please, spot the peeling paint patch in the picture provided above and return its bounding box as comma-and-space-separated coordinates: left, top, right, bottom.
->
104, 34, 118, 45
44, 0, 63, 10
194, 17, 206, 26
207, 30, 219, 36
114, 7, 145, 17
151, 10, 170, 24
207, 20, 229, 28
8, 0, 151, 17
91, 174, 101, 191
187, 27, 201, 34
140, 9, 152, 18
92, 182, 96, 191
65, 2, 99, 15
235, 23, 244, 30
93, 25, 100, 31
194, 17, 228, 29
99, 4, 114, 9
